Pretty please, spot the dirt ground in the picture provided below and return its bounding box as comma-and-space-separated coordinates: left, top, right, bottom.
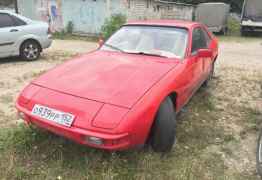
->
0, 38, 261, 179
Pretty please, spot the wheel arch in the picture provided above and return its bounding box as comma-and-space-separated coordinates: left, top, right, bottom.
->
20, 38, 43, 53
214, 55, 218, 61
145, 91, 178, 144
168, 91, 178, 111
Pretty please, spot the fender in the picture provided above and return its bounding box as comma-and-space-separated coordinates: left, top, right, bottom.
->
12, 34, 43, 56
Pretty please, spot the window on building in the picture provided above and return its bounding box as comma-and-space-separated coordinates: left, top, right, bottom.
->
147, 0, 151, 8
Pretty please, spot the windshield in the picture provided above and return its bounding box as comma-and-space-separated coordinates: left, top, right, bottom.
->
101, 25, 188, 59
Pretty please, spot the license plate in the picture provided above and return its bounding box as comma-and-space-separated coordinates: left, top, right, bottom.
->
31, 104, 75, 127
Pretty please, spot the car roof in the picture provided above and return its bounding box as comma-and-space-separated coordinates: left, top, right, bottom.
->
125, 20, 200, 29
0, 10, 33, 23
0, 10, 13, 14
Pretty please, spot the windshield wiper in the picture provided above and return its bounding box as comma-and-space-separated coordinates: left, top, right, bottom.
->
103, 43, 125, 52
102, 45, 168, 58
125, 51, 167, 58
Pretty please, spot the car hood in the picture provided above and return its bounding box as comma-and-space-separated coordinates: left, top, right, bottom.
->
33, 50, 178, 108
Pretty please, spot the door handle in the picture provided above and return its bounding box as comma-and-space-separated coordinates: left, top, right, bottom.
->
10, 29, 19, 32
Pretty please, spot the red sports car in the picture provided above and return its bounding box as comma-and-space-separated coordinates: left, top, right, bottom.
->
16, 20, 218, 152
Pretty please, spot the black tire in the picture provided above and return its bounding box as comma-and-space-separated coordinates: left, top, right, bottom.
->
20, 40, 41, 61
203, 61, 215, 87
256, 130, 262, 177
219, 28, 227, 36
151, 97, 176, 152
241, 30, 248, 37
241, 27, 249, 37
223, 27, 228, 36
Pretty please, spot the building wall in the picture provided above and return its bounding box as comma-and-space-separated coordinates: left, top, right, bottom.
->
126, 0, 194, 21
127, 0, 159, 20
18, 0, 63, 32
159, 4, 194, 20
17, 0, 36, 20
18, 0, 127, 35
62, 0, 126, 34
17, 0, 194, 35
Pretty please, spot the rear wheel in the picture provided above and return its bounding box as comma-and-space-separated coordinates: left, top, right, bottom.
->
20, 40, 41, 61
150, 97, 176, 152
203, 61, 215, 87
223, 27, 228, 36
241, 26, 249, 37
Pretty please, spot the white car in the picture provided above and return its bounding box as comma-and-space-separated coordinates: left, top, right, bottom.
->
0, 10, 52, 60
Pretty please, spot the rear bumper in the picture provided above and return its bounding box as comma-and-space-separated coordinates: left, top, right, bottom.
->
241, 21, 262, 27
241, 21, 262, 32
16, 102, 131, 151
40, 35, 52, 49
241, 25, 262, 32
208, 26, 224, 33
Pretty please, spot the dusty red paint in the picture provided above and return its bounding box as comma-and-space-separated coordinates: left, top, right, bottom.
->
16, 20, 218, 151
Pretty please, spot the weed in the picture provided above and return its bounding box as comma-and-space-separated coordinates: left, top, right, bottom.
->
66, 21, 74, 34
101, 14, 126, 40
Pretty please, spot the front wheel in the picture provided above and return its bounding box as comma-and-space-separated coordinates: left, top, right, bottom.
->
20, 40, 41, 61
150, 97, 176, 152
256, 130, 262, 176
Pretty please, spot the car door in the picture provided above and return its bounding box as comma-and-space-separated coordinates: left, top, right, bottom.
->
201, 27, 213, 76
0, 13, 26, 58
186, 27, 208, 95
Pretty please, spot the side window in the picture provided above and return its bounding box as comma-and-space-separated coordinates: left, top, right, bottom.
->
0, 13, 15, 28
202, 28, 211, 46
191, 27, 208, 53
11, 15, 27, 26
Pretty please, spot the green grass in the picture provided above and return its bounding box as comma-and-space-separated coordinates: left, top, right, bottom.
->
0, 87, 232, 180
217, 35, 262, 43
52, 32, 98, 42
1, 72, 261, 179
238, 106, 262, 136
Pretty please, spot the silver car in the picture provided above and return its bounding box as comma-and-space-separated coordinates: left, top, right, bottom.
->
0, 10, 52, 61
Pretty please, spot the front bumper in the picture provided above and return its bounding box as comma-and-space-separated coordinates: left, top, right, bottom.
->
16, 102, 131, 151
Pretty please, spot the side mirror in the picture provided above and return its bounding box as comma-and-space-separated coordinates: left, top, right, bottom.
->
197, 49, 212, 58
98, 38, 104, 48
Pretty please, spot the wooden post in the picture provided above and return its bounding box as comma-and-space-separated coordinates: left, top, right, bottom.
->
14, 0, 18, 13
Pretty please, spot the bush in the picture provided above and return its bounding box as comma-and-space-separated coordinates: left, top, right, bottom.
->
227, 17, 241, 36
52, 30, 67, 39
101, 14, 126, 40
66, 21, 74, 34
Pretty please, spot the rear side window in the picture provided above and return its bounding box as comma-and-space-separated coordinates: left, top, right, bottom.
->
191, 27, 208, 53
0, 13, 15, 28
11, 15, 27, 26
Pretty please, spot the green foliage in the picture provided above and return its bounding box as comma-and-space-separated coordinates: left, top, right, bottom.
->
52, 30, 67, 39
227, 17, 241, 36
66, 21, 74, 34
101, 14, 126, 40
